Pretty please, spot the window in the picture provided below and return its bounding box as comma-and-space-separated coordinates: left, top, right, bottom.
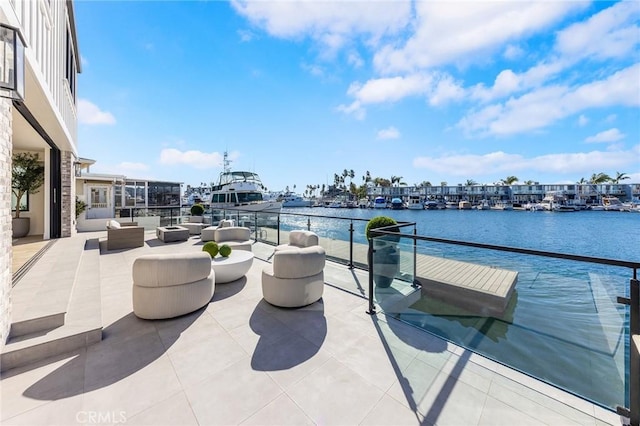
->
65, 28, 76, 100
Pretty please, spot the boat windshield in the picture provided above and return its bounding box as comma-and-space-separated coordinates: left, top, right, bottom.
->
219, 171, 261, 185
237, 192, 263, 203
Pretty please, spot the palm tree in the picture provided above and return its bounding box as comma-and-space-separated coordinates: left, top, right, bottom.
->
577, 178, 587, 185
612, 171, 630, 184
465, 179, 477, 186
589, 172, 611, 184
501, 176, 519, 185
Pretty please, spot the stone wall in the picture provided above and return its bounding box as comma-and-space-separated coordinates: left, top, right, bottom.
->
0, 98, 13, 347
61, 151, 73, 237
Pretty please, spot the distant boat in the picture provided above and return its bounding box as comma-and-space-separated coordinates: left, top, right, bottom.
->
476, 200, 491, 210
391, 198, 405, 210
407, 194, 424, 210
358, 198, 369, 208
373, 196, 387, 209
491, 200, 514, 211
445, 201, 458, 210
209, 151, 282, 213
458, 200, 472, 210
602, 196, 624, 211
281, 194, 313, 207
540, 191, 577, 212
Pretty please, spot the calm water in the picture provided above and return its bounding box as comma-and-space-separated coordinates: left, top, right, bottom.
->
280, 207, 640, 410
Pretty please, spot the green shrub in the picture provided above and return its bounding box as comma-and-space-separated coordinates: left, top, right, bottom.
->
190, 203, 205, 216
365, 216, 399, 240
219, 244, 232, 257
202, 241, 219, 258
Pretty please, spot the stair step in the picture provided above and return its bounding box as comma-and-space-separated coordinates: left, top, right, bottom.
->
1, 237, 103, 372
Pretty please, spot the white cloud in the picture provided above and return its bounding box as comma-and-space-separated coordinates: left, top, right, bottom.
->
413, 145, 640, 177
578, 115, 589, 126
159, 149, 225, 170
585, 128, 625, 143
347, 51, 364, 68
503, 44, 524, 60
459, 63, 640, 136
335, 101, 365, 120
231, 0, 411, 53
605, 114, 617, 123
77, 99, 116, 125
377, 126, 400, 140
373, 2, 585, 73
555, 1, 640, 61
238, 29, 256, 42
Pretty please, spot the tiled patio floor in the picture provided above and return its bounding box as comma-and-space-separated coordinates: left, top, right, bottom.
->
1, 231, 621, 425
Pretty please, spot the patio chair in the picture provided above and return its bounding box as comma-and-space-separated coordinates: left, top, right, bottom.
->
106, 220, 144, 250
262, 244, 325, 308
275, 230, 319, 251
132, 252, 215, 319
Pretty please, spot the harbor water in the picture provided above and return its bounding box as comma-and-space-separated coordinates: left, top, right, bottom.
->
280, 207, 639, 410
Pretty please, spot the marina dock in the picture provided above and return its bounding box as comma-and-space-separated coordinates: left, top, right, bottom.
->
271, 229, 518, 316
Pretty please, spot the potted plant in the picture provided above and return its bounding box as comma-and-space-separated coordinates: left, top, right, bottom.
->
11, 153, 45, 238
190, 203, 205, 223
366, 216, 400, 288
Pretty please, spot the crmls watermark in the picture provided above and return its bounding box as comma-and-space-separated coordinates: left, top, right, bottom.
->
75, 411, 127, 424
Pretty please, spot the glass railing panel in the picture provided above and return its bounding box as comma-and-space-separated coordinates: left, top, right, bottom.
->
387, 239, 628, 411
255, 211, 279, 245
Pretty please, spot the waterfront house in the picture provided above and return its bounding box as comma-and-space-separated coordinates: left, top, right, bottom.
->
1, 0, 80, 352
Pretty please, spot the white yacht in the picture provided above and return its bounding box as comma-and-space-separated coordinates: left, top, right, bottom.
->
407, 194, 424, 210
281, 194, 313, 208
490, 200, 514, 210
540, 191, 577, 212
209, 153, 282, 213
373, 196, 387, 209
602, 196, 624, 211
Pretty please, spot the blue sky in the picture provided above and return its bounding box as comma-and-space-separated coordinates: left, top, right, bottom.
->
76, 0, 640, 193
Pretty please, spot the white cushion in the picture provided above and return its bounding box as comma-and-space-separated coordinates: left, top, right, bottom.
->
106, 219, 121, 229
272, 246, 325, 279
289, 230, 319, 247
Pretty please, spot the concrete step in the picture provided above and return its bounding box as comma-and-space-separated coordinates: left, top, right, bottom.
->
1, 237, 103, 372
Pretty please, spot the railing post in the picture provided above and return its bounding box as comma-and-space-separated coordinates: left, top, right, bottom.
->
170, 208, 173, 226
631, 278, 639, 426
307, 216, 311, 231
348, 221, 354, 269
413, 224, 419, 287
254, 212, 258, 243
277, 215, 280, 246
366, 238, 376, 315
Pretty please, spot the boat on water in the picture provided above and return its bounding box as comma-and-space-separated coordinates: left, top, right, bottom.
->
475, 200, 491, 210
407, 194, 424, 210
490, 200, 514, 211
209, 152, 282, 213
425, 200, 443, 210
391, 197, 405, 210
373, 196, 387, 209
445, 201, 459, 210
358, 198, 369, 208
602, 196, 624, 211
540, 191, 577, 212
458, 200, 472, 210
280, 194, 313, 208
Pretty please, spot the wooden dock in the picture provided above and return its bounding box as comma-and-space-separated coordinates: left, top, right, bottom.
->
262, 229, 518, 315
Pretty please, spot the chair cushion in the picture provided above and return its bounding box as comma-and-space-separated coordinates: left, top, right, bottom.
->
217, 219, 235, 228
272, 246, 325, 279
106, 219, 121, 229
215, 227, 250, 243
289, 230, 319, 247
133, 252, 212, 288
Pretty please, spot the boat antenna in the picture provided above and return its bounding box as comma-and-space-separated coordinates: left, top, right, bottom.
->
222, 151, 231, 173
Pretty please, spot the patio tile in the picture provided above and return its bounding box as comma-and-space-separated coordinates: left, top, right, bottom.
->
184, 357, 282, 425
125, 391, 198, 426
333, 333, 415, 392
239, 394, 314, 425
286, 357, 385, 425
1, 395, 84, 426
478, 395, 545, 426
1, 350, 86, 421
82, 354, 182, 420
360, 394, 427, 426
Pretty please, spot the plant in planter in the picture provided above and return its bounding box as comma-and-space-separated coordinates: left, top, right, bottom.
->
366, 216, 400, 288
11, 153, 45, 238
75, 197, 87, 218
190, 203, 205, 223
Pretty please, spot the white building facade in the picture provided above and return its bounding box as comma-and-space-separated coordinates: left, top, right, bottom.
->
1, 1, 80, 346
